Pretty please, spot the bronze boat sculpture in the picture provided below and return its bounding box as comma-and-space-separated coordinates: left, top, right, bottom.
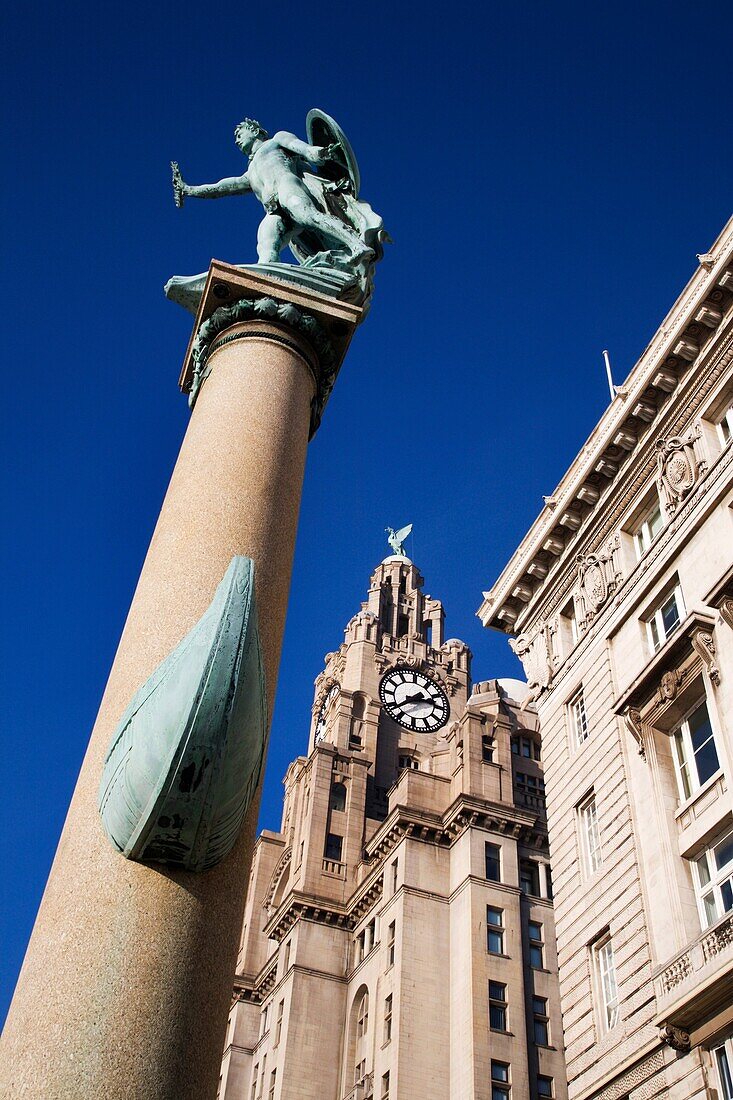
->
98, 556, 266, 871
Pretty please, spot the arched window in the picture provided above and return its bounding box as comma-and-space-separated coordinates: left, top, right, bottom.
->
330, 781, 347, 812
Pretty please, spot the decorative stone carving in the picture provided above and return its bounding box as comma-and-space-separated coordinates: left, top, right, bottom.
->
575, 535, 623, 630
690, 626, 720, 685
719, 597, 733, 630
658, 670, 681, 702
658, 1024, 691, 1052
623, 707, 647, 760
509, 625, 553, 703
656, 427, 706, 515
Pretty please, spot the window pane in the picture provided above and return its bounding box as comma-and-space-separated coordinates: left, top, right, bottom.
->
491, 1061, 509, 1082
487, 907, 503, 926
492, 1089, 510, 1100
695, 737, 720, 786
714, 834, 733, 873
717, 1044, 733, 1100
673, 731, 692, 799
703, 890, 719, 927
661, 592, 681, 635
534, 1020, 549, 1045
696, 851, 711, 887
722, 879, 733, 914
538, 1077, 553, 1098
489, 981, 505, 1000
488, 930, 504, 954
490, 1004, 507, 1030
530, 945, 543, 968
485, 843, 501, 881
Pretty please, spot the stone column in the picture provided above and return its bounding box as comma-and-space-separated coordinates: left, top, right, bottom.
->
1, 265, 361, 1099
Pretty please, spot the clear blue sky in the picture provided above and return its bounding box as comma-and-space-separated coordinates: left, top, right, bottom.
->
2, 0, 731, 1023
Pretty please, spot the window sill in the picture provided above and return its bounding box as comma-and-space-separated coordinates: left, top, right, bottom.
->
675, 768, 725, 820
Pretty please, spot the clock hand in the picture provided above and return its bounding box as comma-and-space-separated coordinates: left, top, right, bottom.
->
403, 692, 430, 704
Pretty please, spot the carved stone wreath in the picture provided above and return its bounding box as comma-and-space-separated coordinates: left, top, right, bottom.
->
189, 296, 338, 437
509, 625, 553, 701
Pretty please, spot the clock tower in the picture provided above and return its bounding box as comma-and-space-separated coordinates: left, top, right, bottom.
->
218, 552, 567, 1100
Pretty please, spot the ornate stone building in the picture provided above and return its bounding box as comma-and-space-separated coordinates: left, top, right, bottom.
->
218, 556, 567, 1100
479, 215, 733, 1098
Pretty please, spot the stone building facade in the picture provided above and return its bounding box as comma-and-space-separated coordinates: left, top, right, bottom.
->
479, 215, 733, 1099
218, 556, 567, 1100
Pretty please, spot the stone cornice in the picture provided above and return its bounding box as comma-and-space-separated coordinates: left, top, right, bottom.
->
537, 429, 733, 705
479, 218, 733, 632
362, 792, 547, 865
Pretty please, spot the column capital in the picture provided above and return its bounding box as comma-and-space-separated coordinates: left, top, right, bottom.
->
180, 261, 364, 438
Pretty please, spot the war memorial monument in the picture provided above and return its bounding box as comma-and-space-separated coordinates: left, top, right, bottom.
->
0, 109, 388, 1099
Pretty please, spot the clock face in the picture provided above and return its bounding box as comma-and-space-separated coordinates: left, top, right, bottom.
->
379, 668, 449, 732
315, 683, 340, 743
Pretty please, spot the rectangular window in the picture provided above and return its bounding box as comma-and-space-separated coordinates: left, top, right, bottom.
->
537, 1077, 554, 1099
672, 698, 721, 800
693, 826, 733, 928
491, 1060, 510, 1100
528, 921, 544, 969
251, 1065, 259, 1100
381, 1071, 390, 1099
268, 1069, 276, 1100
387, 921, 395, 967
594, 936, 620, 1030
633, 497, 663, 558
482, 734, 495, 762
282, 940, 291, 975
324, 833, 343, 861
487, 907, 505, 955
274, 999, 284, 1046
718, 404, 733, 448
354, 1060, 365, 1086
532, 995, 550, 1046
384, 993, 393, 1043
714, 1035, 733, 1100
489, 980, 507, 1031
485, 842, 502, 881
511, 735, 534, 758
647, 585, 684, 652
391, 858, 398, 894
570, 689, 589, 746
578, 792, 602, 875
520, 858, 540, 897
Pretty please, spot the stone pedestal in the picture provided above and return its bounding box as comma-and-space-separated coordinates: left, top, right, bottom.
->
0, 264, 362, 1099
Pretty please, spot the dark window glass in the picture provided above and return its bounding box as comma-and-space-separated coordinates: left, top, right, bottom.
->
485, 843, 501, 881
520, 859, 540, 896
689, 702, 720, 786
487, 907, 504, 954
537, 1077, 553, 1098
325, 833, 343, 861
489, 981, 507, 1030
329, 781, 346, 812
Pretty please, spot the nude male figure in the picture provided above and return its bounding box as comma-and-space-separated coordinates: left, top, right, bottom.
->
172, 117, 372, 266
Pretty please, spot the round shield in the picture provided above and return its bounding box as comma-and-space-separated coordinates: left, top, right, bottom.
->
306, 108, 361, 198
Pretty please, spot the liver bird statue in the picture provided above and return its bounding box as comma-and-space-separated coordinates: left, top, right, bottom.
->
385, 524, 412, 556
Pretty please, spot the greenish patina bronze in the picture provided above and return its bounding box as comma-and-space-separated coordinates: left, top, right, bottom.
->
98, 556, 266, 872
386, 524, 412, 556
165, 109, 388, 315
188, 296, 338, 437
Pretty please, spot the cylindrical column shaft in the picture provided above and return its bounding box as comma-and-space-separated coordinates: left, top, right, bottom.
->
1, 321, 316, 1099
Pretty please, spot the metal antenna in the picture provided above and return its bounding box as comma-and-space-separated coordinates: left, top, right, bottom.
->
603, 349, 616, 401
